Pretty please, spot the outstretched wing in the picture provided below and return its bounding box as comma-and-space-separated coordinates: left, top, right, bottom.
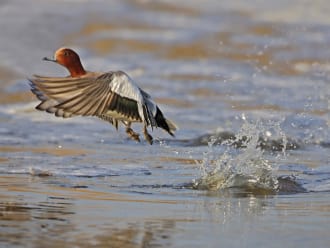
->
29, 71, 156, 126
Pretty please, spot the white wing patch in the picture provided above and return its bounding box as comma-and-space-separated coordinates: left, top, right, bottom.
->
109, 71, 146, 122
109, 72, 142, 101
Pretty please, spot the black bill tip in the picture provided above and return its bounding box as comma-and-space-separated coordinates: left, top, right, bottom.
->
42, 57, 56, 62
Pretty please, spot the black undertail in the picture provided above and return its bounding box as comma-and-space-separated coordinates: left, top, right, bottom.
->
155, 107, 174, 136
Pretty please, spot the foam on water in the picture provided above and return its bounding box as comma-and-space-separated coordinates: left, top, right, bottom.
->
192, 117, 288, 192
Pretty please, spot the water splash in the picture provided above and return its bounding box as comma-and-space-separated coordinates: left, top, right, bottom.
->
192, 118, 288, 192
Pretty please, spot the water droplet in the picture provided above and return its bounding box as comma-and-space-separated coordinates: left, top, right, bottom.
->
257, 51, 264, 56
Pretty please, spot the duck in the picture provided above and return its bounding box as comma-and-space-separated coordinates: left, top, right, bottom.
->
29, 47, 177, 144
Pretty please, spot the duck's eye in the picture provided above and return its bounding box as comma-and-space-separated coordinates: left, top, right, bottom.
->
63, 51, 69, 56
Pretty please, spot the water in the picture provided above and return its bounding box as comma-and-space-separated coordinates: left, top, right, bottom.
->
0, 0, 329, 247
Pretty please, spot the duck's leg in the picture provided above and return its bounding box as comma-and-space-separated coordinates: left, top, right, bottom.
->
124, 122, 140, 142
143, 125, 153, 145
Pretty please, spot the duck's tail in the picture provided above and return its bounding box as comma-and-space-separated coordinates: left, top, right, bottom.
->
154, 107, 177, 136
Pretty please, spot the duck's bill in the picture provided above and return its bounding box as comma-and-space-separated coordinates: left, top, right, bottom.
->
43, 57, 56, 62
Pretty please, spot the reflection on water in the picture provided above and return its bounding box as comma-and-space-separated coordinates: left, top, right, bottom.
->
0, 175, 277, 247
1, 0, 330, 247
0, 175, 178, 247
0, 174, 320, 248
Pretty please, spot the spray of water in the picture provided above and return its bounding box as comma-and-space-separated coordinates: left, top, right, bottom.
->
192, 118, 288, 192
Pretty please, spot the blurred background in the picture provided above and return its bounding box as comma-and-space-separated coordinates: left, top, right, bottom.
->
0, 0, 329, 138
0, 0, 329, 247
